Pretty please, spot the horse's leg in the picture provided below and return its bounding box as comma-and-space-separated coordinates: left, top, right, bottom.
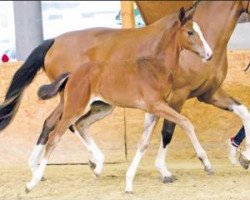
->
26, 78, 91, 192
28, 101, 63, 175
125, 113, 159, 193
74, 103, 115, 177
155, 123, 177, 183
155, 102, 184, 182
25, 114, 72, 192
26, 104, 91, 191
198, 88, 250, 169
152, 101, 212, 174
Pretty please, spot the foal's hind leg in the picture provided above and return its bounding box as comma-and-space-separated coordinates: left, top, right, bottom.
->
26, 78, 91, 192
26, 103, 90, 192
26, 116, 71, 192
74, 103, 115, 177
28, 101, 63, 175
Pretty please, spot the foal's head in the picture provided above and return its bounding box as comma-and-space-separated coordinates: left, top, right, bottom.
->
177, 7, 213, 62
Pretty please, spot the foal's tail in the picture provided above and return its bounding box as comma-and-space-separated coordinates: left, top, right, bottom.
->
0, 39, 55, 131
38, 73, 70, 100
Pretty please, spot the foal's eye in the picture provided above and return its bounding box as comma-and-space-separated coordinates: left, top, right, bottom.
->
188, 31, 194, 36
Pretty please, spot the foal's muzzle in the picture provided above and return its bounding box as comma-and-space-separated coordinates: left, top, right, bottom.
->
204, 52, 213, 62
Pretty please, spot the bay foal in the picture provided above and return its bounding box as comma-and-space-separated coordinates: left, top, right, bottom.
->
25, 8, 212, 193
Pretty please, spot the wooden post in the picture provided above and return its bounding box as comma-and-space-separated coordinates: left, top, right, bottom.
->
121, 1, 135, 28
120, 1, 135, 161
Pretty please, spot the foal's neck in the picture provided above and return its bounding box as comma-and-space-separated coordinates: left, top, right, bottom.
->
154, 22, 180, 71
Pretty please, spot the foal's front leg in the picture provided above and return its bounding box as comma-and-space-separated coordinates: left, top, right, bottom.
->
125, 113, 159, 193
199, 88, 250, 169
152, 101, 212, 174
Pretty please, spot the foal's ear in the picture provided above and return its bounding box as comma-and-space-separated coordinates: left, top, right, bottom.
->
178, 7, 186, 25
185, 5, 195, 20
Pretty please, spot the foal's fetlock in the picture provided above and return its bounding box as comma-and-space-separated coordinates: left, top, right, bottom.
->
89, 159, 97, 170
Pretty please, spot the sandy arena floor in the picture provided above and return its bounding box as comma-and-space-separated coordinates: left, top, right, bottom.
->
0, 158, 250, 200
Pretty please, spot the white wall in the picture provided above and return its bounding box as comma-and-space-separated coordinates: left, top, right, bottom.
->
228, 23, 250, 50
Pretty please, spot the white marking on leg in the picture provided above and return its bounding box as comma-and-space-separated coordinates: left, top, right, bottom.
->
125, 149, 143, 193
193, 21, 213, 60
155, 138, 172, 178
26, 159, 48, 191
28, 144, 44, 174
125, 113, 158, 193
182, 118, 212, 172
75, 128, 104, 176
231, 105, 250, 159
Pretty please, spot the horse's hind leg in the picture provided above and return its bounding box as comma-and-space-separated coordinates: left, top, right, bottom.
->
74, 102, 114, 177
198, 88, 250, 169
28, 101, 63, 175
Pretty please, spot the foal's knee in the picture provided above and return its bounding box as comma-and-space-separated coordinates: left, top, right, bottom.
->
180, 117, 195, 133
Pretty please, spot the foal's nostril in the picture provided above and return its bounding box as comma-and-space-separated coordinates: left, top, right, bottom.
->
206, 53, 213, 61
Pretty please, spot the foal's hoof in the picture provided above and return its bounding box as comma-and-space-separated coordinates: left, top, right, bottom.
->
41, 176, 46, 181
89, 160, 96, 170
239, 153, 250, 170
93, 171, 101, 178
25, 186, 31, 193
205, 167, 214, 175
162, 175, 177, 183
125, 190, 134, 194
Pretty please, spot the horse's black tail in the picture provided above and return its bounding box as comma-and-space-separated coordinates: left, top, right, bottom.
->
38, 73, 70, 100
0, 39, 55, 131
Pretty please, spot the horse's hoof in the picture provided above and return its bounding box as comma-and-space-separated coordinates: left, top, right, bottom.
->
25, 186, 31, 193
162, 175, 177, 183
89, 160, 96, 170
41, 177, 46, 181
125, 190, 134, 194
239, 153, 250, 170
93, 171, 100, 178
205, 167, 214, 175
